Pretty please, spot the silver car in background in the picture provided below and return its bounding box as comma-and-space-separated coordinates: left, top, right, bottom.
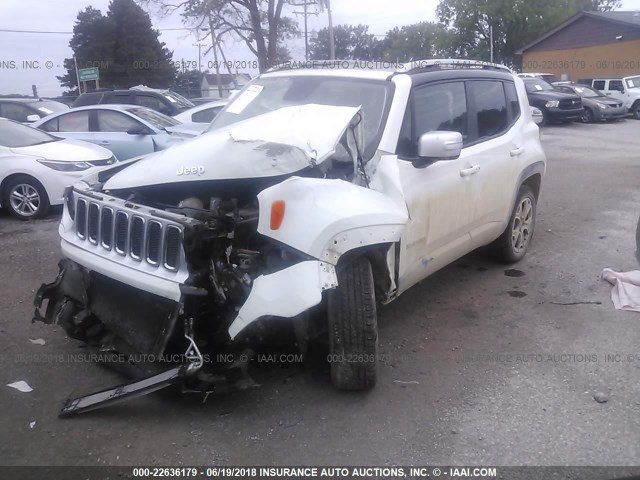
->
31, 105, 197, 160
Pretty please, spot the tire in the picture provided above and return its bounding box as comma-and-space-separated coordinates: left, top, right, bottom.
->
3, 176, 50, 220
581, 108, 594, 123
632, 102, 640, 120
491, 185, 537, 263
327, 255, 378, 391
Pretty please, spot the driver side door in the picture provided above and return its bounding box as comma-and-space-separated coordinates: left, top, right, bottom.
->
396, 80, 476, 294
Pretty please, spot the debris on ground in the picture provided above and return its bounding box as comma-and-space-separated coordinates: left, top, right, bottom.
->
594, 392, 609, 404
29, 421, 36, 429
602, 269, 640, 312
393, 380, 419, 385
550, 301, 602, 306
7, 381, 33, 393
28, 338, 46, 345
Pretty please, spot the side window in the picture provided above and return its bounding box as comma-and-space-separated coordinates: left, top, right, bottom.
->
96, 110, 144, 132
192, 106, 222, 123
136, 95, 171, 115
57, 111, 90, 132
609, 80, 624, 91
413, 81, 468, 148
39, 118, 59, 132
110, 94, 132, 105
593, 80, 606, 90
0, 103, 32, 122
468, 81, 508, 140
504, 82, 521, 122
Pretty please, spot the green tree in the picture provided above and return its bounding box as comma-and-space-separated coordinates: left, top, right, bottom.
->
380, 22, 458, 62
437, 0, 622, 69
58, 0, 175, 93
174, 70, 203, 98
309, 24, 383, 60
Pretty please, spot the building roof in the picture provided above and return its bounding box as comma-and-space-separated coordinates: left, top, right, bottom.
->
516, 11, 640, 54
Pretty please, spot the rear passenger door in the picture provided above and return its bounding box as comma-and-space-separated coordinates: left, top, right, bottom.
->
38, 110, 95, 144
464, 80, 522, 246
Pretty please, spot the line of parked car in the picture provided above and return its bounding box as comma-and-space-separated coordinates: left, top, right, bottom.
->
518, 72, 640, 125
0, 86, 228, 219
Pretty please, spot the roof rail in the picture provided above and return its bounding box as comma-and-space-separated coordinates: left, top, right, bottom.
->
396, 59, 513, 74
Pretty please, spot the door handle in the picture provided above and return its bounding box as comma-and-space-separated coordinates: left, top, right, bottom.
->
99, 141, 111, 145
460, 165, 480, 177
510, 147, 525, 157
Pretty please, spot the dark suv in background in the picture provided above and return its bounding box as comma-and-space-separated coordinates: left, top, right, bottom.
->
72, 87, 194, 116
523, 78, 582, 125
0, 97, 68, 123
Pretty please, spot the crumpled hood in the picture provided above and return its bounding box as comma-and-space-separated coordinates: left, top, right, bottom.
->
104, 104, 362, 191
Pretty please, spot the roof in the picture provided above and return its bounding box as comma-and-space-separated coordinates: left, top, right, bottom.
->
516, 11, 640, 54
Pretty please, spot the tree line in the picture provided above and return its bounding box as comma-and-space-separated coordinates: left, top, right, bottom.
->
59, 0, 622, 93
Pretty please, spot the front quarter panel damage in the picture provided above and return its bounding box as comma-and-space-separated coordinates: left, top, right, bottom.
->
256, 174, 409, 265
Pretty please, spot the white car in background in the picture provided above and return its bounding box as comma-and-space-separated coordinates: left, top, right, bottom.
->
31, 105, 198, 160
173, 100, 227, 124
0, 118, 115, 219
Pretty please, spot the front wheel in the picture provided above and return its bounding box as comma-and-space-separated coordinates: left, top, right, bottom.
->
632, 102, 640, 120
581, 108, 594, 123
327, 256, 378, 391
3, 176, 50, 220
491, 185, 537, 263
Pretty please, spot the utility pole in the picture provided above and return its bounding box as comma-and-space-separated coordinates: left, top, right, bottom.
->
326, 0, 335, 60
73, 55, 81, 94
193, 43, 204, 72
293, 1, 318, 60
490, 25, 494, 63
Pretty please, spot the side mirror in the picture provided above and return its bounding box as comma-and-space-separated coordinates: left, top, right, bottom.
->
26, 114, 40, 123
127, 126, 150, 135
414, 131, 463, 168
531, 107, 544, 125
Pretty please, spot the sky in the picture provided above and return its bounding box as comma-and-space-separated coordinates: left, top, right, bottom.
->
1, 0, 640, 97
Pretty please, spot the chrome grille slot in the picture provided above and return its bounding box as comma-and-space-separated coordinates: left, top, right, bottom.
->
76, 199, 88, 239
69, 192, 186, 275
164, 226, 181, 271
130, 216, 145, 261
115, 211, 128, 255
88, 203, 100, 244
101, 208, 114, 250
146, 221, 162, 265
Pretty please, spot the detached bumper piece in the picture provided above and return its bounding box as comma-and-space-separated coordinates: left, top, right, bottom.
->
59, 366, 187, 418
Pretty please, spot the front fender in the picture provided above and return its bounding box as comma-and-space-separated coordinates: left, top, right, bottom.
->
257, 176, 408, 264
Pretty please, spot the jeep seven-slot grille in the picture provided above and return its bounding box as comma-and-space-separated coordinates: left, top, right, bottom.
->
75, 197, 182, 271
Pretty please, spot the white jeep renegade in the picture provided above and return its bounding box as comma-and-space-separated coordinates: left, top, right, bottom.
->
35, 60, 546, 413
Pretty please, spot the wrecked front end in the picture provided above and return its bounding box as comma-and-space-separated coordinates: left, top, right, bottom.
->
33, 105, 377, 415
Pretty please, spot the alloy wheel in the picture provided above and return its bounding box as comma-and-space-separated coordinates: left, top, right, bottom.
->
9, 183, 41, 217
511, 197, 533, 254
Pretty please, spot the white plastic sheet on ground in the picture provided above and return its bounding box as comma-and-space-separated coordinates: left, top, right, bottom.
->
602, 268, 640, 312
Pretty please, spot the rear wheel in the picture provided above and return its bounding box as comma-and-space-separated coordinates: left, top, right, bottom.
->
327, 256, 378, 391
3, 176, 50, 220
632, 102, 640, 120
491, 185, 537, 263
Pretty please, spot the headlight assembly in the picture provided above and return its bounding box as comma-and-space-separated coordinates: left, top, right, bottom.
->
37, 160, 93, 171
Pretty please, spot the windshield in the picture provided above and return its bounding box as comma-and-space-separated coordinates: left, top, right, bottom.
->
125, 106, 180, 129
539, 74, 558, 84
625, 76, 640, 89
162, 91, 194, 108
525, 79, 554, 93
0, 119, 58, 147
208, 76, 393, 157
571, 85, 602, 98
